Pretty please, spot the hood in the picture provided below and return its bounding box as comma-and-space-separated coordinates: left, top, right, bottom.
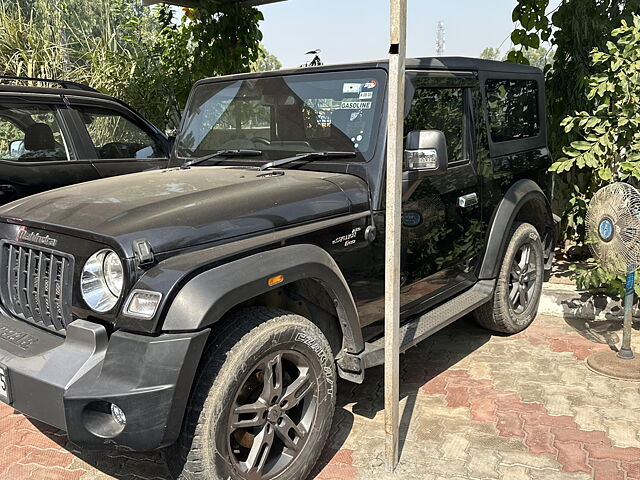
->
0, 166, 370, 257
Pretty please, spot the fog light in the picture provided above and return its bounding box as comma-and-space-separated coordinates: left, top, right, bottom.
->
110, 403, 126, 426
123, 290, 162, 319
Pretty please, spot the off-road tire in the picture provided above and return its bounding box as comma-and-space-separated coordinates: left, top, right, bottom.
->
474, 222, 544, 333
167, 307, 336, 480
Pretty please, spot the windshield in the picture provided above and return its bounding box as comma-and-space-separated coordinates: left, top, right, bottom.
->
176, 69, 387, 162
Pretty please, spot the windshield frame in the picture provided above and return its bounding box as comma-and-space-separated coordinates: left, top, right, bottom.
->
174, 67, 389, 165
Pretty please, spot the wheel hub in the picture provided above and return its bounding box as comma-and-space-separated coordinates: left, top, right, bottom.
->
266, 405, 282, 424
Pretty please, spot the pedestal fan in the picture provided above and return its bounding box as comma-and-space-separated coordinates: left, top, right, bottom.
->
585, 182, 640, 379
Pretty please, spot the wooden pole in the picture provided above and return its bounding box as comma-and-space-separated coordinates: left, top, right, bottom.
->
384, 0, 407, 472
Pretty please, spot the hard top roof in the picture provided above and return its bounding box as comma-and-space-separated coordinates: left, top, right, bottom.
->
194, 56, 542, 87
404, 56, 541, 74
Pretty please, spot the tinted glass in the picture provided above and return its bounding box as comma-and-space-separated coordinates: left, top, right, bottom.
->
404, 86, 465, 161
177, 70, 387, 161
486, 79, 539, 142
0, 104, 70, 162
78, 107, 162, 159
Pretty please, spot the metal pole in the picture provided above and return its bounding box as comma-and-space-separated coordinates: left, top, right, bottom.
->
384, 0, 407, 472
619, 268, 635, 359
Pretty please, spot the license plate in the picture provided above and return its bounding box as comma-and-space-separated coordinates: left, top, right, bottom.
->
0, 365, 11, 404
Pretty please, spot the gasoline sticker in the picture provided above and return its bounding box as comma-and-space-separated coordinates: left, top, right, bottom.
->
343, 83, 362, 94
359, 91, 373, 100
340, 101, 372, 110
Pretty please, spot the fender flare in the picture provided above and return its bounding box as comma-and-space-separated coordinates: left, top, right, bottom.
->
162, 244, 364, 354
479, 179, 554, 280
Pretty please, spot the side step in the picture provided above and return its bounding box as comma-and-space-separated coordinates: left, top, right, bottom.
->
359, 279, 495, 369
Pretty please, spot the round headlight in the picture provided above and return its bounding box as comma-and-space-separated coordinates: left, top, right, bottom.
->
81, 249, 124, 312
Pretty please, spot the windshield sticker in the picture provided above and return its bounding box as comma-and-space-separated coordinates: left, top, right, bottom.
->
359, 91, 373, 100
340, 101, 372, 110
364, 80, 377, 89
343, 83, 363, 94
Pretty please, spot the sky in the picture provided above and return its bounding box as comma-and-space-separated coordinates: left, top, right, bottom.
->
257, 0, 562, 69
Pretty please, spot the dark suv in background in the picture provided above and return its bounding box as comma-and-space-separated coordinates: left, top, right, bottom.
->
0, 76, 172, 204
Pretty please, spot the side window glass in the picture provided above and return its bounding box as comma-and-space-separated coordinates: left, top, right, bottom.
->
486, 79, 539, 142
77, 107, 162, 159
0, 105, 70, 162
404, 86, 465, 162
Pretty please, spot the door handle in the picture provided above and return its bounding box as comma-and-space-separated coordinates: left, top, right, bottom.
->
458, 193, 478, 208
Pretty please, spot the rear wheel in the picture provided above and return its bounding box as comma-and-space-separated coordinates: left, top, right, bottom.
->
167, 307, 336, 480
474, 222, 544, 333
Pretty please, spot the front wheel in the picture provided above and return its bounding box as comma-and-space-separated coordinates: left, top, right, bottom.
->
167, 307, 336, 480
474, 222, 544, 333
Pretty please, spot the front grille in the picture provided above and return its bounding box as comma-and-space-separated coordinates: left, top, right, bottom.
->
0, 242, 73, 333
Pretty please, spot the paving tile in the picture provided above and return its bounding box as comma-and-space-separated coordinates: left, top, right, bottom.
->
0, 312, 638, 479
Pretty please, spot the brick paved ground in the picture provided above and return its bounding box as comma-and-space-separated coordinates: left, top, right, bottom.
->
0, 312, 638, 480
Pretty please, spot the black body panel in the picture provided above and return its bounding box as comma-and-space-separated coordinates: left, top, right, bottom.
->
0, 167, 370, 257
0, 57, 556, 451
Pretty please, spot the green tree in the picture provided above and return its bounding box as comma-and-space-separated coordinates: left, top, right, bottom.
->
0, 0, 265, 130
479, 47, 501, 61
508, 0, 639, 247
251, 45, 282, 72
550, 17, 640, 295
480, 46, 554, 69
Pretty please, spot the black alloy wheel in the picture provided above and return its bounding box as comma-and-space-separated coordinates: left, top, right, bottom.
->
228, 351, 318, 479
508, 242, 539, 314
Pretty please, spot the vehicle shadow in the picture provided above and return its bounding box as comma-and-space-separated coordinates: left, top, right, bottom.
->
26, 316, 493, 480
308, 315, 494, 475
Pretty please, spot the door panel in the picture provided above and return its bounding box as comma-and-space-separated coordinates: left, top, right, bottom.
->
399, 77, 484, 314
68, 103, 169, 178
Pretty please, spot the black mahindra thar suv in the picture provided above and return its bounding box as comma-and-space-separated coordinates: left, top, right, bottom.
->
0, 58, 555, 480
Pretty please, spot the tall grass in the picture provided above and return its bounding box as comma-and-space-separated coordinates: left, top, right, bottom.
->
0, 1, 90, 82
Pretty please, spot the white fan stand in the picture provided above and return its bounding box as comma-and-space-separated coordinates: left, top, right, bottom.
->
584, 183, 640, 380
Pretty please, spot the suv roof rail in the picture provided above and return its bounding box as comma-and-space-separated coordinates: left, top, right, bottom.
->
0, 75, 99, 93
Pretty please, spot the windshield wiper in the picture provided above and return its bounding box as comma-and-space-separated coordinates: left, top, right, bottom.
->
259, 151, 357, 171
181, 149, 263, 169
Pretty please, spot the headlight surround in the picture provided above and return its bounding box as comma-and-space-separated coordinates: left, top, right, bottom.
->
81, 249, 124, 312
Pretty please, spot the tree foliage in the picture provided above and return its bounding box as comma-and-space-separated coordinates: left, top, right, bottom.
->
509, 0, 639, 239
549, 17, 640, 295
0, 0, 273, 130
508, 1, 640, 296
479, 46, 554, 69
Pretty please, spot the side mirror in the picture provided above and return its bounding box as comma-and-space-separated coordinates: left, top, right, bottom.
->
404, 130, 448, 175
9, 140, 25, 157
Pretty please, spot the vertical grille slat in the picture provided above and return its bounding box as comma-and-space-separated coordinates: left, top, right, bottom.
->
49, 256, 64, 331
16, 247, 31, 320
0, 242, 73, 333
26, 248, 48, 327
6, 245, 23, 319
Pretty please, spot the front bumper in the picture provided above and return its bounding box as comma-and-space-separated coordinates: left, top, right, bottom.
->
0, 313, 208, 450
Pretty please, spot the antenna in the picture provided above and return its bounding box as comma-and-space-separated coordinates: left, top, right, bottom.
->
436, 21, 445, 56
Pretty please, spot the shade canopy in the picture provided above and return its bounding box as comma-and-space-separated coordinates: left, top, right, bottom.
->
142, 0, 285, 7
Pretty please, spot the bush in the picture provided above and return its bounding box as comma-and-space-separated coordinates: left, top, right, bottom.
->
549, 16, 640, 297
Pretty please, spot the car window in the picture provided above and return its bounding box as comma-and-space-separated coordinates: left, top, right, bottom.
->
404, 86, 465, 162
77, 107, 162, 160
486, 79, 539, 142
0, 104, 70, 162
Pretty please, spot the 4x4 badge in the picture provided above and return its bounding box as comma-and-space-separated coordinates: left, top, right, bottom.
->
332, 227, 362, 247
16, 228, 58, 248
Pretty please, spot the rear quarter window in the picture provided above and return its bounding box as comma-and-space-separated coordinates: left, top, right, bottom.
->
485, 79, 539, 143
